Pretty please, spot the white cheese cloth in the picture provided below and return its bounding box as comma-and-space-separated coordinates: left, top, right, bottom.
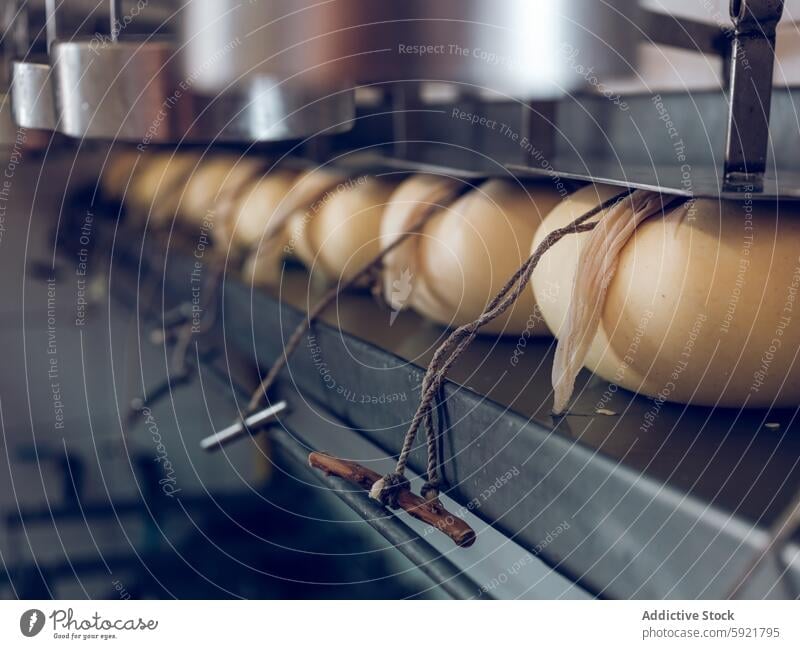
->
551, 190, 669, 414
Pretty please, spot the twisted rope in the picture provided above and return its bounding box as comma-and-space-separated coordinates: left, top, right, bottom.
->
241, 182, 471, 432
371, 188, 636, 504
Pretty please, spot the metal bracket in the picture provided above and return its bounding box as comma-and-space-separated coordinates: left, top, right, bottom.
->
9, 0, 57, 130
724, 0, 785, 188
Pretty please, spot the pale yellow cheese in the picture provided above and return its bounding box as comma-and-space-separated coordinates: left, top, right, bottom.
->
245, 168, 347, 286
100, 149, 141, 201
532, 184, 800, 408
223, 169, 298, 251
126, 151, 199, 227
288, 175, 397, 284
178, 155, 264, 231
381, 175, 560, 335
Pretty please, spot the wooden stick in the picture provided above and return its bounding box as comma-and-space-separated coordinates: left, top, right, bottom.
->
308, 451, 476, 548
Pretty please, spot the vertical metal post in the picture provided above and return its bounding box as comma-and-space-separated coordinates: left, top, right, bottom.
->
0, 2, 14, 87
109, 0, 123, 42
723, 0, 784, 188
45, 0, 58, 54
10, 0, 28, 60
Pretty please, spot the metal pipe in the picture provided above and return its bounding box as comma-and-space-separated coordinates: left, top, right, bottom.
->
109, 0, 122, 42
10, 0, 28, 59
44, 0, 56, 54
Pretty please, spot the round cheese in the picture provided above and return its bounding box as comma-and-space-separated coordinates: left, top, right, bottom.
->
531, 184, 800, 408
126, 151, 199, 227
382, 175, 561, 335
100, 148, 141, 201
223, 169, 298, 251
244, 167, 347, 285
178, 155, 265, 231
288, 175, 397, 284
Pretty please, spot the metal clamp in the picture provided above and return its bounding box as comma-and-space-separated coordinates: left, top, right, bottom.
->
724, 0, 785, 187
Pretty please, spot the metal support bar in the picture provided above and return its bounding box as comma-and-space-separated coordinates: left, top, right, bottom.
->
44, 0, 57, 53
391, 82, 425, 159
724, 0, 784, 187
729, 482, 800, 597
639, 9, 730, 56
109, 0, 122, 41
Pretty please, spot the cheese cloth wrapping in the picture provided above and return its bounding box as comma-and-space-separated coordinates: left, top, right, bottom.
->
286, 174, 398, 285
549, 189, 667, 413
243, 168, 349, 286
533, 186, 800, 410
380, 175, 561, 335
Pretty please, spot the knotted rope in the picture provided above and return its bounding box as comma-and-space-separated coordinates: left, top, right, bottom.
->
239, 179, 471, 435
370, 189, 637, 505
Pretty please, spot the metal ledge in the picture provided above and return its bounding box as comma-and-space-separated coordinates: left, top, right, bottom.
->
211, 267, 800, 599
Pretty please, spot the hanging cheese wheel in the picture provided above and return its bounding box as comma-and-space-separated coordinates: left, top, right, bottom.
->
243, 167, 346, 286
178, 155, 265, 231
242, 237, 287, 287
126, 151, 199, 227
381, 175, 561, 335
100, 148, 141, 201
287, 174, 397, 284
531, 184, 800, 408
221, 168, 298, 251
